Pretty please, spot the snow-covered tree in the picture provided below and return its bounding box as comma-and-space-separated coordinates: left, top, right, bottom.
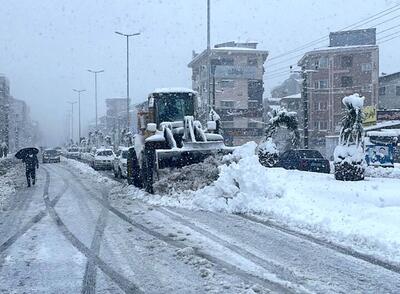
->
258, 107, 300, 167
334, 93, 366, 181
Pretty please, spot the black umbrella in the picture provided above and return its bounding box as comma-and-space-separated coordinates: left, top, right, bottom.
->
15, 147, 39, 159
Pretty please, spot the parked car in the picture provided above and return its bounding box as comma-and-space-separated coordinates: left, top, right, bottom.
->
91, 149, 115, 170
66, 147, 80, 159
276, 149, 330, 173
113, 147, 129, 178
42, 148, 61, 163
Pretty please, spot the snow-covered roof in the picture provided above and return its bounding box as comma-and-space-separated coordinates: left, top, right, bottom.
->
364, 120, 400, 131
151, 87, 197, 94
298, 44, 378, 65
282, 93, 301, 99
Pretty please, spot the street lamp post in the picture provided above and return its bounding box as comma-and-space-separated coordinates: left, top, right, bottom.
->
115, 31, 140, 130
67, 101, 77, 143
73, 89, 86, 144
87, 69, 104, 130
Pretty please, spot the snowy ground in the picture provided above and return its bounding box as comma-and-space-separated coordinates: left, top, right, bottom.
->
106, 142, 400, 268
2, 155, 399, 293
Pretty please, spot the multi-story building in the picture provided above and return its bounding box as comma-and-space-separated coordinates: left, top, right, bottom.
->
188, 41, 268, 145
298, 28, 379, 153
378, 72, 400, 110
0, 75, 10, 148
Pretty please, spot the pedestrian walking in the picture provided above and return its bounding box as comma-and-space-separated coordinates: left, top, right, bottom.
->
23, 153, 39, 187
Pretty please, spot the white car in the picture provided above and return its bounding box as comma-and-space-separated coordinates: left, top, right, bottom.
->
91, 149, 115, 170
67, 147, 80, 159
113, 147, 129, 178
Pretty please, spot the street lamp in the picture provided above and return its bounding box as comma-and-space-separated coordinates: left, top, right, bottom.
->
73, 89, 86, 143
87, 69, 104, 130
67, 101, 77, 143
115, 31, 140, 130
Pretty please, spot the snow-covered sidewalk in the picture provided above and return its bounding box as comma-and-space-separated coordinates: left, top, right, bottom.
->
0, 157, 24, 209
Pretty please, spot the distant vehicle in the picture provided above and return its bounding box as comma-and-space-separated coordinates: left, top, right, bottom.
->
276, 149, 330, 174
91, 149, 115, 170
113, 147, 129, 178
54, 146, 62, 156
42, 149, 61, 163
66, 147, 80, 159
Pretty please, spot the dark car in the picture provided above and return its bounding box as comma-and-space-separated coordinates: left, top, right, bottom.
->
42, 149, 61, 163
276, 149, 330, 173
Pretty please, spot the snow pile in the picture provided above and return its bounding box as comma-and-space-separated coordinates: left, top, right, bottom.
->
365, 163, 400, 179
125, 142, 400, 264
63, 158, 117, 187
333, 144, 365, 164
257, 138, 278, 155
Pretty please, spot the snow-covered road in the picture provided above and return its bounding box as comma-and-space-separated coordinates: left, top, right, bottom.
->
1, 161, 400, 293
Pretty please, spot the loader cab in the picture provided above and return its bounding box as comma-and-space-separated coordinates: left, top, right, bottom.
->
148, 89, 197, 127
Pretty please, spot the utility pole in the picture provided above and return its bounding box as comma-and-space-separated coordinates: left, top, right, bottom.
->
73, 89, 86, 144
67, 101, 77, 143
115, 31, 140, 130
87, 69, 104, 130
301, 67, 309, 149
207, 0, 212, 111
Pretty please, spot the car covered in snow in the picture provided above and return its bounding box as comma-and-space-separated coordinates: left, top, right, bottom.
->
276, 149, 330, 174
42, 148, 61, 163
66, 147, 80, 159
113, 147, 129, 178
91, 149, 115, 170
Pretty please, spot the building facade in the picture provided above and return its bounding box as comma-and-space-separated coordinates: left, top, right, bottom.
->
0, 75, 10, 148
298, 29, 379, 152
188, 41, 268, 145
378, 72, 400, 110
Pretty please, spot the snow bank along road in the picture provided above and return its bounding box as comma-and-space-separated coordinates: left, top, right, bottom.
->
0, 162, 400, 293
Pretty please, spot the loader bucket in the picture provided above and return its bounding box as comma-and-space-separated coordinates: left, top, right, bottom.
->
155, 141, 233, 170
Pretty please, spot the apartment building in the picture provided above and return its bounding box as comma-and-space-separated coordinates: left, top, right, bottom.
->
188, 41, 268, 145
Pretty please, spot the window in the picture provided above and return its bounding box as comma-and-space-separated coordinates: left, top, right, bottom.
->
379, 86, 386, 96
219, 80, 235, 88
319, 80, 328, 89
362, 84, 372, 92
220, 100, 235, 108
396, 86, 400, 96
341, 56, 353, 68
318, 57, 328, 69
248, 100, 259, 108
222, 118, 234, 128
314, 80, 328, 89
361, 63, 372, 71
320, 121, 328, 130
248, 79, 263, 101
247, 57, 258, 66
341, 76, 353, 87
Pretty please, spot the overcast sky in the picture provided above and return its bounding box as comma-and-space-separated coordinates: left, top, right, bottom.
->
0, 0, 399, 145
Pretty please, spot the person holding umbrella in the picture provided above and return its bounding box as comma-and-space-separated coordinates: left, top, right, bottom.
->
15, 147, 39, 187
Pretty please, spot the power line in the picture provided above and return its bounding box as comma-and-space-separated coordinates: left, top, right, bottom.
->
267, 4, 400, 62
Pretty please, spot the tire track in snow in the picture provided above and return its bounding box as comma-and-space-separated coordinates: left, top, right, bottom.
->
156, 207, 309, 290
42, 166, 144, 294
81, 188, 110, 294
0, 169, 68, 255
59, 165, 292, 293
236, 214, 400, 275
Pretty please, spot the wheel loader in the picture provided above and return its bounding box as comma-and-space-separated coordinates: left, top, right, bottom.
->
127, 88, 232, 193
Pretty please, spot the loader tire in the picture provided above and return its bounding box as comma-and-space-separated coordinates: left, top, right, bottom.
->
142, 145, 156, 194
